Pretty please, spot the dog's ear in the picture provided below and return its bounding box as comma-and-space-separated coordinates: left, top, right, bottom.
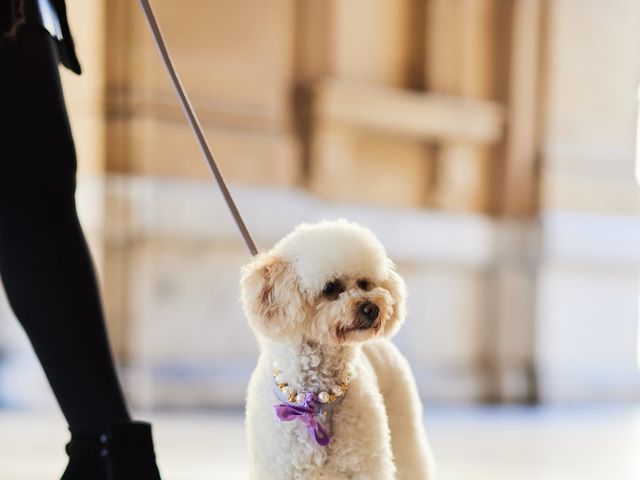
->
379, 265, 407, 337
240, 253, 305, 340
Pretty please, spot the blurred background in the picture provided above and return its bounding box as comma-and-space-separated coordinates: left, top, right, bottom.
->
1, 0, 640, 478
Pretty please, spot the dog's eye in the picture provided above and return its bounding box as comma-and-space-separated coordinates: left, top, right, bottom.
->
357, 279, 371, 290
322, 280, 345, 299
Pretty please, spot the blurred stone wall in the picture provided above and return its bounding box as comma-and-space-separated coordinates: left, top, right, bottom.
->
535, 0, 640, 402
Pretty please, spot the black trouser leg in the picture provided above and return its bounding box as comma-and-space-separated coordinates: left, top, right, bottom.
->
0, 25, 130, 433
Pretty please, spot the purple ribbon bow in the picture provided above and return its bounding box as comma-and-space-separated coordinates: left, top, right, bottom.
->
274, 392, 330, 446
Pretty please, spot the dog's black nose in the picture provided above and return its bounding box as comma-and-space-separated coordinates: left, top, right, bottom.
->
358, 301, 380, 325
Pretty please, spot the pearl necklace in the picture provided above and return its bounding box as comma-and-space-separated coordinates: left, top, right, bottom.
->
273, 365, 353, 405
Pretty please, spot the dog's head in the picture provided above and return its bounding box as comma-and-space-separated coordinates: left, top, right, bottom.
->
240, 219, 406, 345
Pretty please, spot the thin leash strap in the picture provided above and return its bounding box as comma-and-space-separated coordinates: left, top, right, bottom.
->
138, 0, 258, 256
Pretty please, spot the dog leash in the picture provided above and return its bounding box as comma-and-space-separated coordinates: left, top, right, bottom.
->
138, 0, 258, 256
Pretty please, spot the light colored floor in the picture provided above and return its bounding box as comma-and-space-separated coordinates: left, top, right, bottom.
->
0, 406, 638, 480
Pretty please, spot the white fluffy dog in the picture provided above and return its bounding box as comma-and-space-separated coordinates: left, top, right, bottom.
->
240, 220, 434, 479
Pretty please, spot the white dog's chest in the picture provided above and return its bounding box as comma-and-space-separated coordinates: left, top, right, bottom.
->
248, 357, 393, 479
266, 399, 375, 478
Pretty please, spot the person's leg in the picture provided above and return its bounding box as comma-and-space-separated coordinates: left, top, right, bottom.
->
0, 24, 131, 435
0, 6, 163, 476
0, 22, 162, 480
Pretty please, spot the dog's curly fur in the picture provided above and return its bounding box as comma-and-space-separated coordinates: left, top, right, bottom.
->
241, 220, 434, 479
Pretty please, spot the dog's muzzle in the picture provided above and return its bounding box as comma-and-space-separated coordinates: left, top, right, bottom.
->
357, 301, 379, 328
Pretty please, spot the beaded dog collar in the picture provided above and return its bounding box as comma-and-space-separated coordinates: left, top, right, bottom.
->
271, 366, 352, 446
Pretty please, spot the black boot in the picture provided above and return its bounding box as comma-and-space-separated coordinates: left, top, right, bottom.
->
110, 421, 162, 480
60, 421, 162, 480
60, 431, 111, 479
